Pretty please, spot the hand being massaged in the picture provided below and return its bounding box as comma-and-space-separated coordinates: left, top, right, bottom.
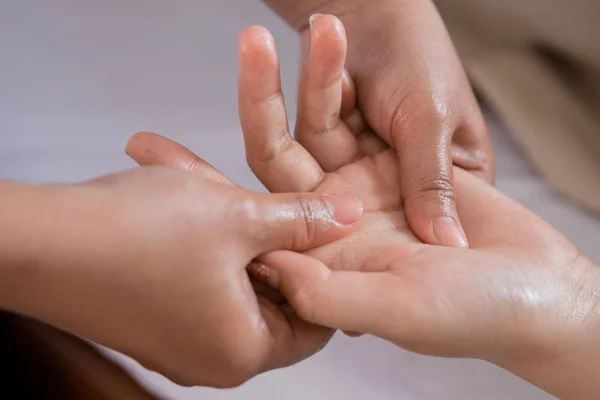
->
127, 16, 600, 399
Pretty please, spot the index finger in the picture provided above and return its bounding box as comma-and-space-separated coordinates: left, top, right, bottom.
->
126, 132, 234, 185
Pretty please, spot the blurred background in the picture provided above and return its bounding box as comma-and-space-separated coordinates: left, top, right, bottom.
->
1, 1, 598, 399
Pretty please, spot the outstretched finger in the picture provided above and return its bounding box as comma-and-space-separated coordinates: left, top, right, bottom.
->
295, 15, 360, 172
239, 26, 325, 193
126, 132, 234, 185
258, 251, 412, 341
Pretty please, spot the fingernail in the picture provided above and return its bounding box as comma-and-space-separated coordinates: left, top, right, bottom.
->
323, 194, 363, 225
433, 217, 469, 248
248, 262, 280, 287
309, 13, 324, 29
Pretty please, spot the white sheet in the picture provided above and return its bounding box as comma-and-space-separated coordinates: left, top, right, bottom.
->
1, 1, 598, 398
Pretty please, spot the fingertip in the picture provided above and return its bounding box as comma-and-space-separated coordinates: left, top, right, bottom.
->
248, 261, 281, 289
125, 131, 164, 164
239, 25, 276, 58
126, 131, 155, 153
322, 193, 364, 226
405, 196, 469, 248
238, 25, 280, 99
307, 14, 346, 64
309, 14, 345, 39
432, 216, 469, 248
260, 251, 331, 295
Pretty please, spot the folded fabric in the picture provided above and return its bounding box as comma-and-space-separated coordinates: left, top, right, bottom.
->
437, 0, 600, 213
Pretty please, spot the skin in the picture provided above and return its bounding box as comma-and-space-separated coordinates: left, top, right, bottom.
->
1, 0, 493, 389
129, 18, 600, 399
264, 0, 495, 248
0, 167, 363, 388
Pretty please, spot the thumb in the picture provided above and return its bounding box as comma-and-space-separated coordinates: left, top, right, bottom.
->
397, 132, 468, 248
251, 192, 363, 252
256, 251, 397, 337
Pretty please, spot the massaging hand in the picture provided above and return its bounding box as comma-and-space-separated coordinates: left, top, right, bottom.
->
0, 166, 362, 388
266, 0, 494, 248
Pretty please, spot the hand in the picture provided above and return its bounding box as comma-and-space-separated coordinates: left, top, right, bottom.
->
0, 165, 362, 388
267, 0, 495, 247
264, 166, 591, 355
264, 169, 600, 400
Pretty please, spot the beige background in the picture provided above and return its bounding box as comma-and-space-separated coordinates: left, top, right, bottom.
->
1, 1, 599, 398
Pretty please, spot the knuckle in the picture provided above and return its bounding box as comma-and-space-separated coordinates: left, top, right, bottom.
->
247, 130, 294, 167
388, 92, 454, 145
409, 175, 455, 203
292, 195, 329, 249
236, 195, 267, 240
296, 109, 341, 139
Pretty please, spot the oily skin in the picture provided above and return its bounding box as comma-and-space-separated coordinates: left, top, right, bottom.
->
0, 166, 363, 388
128, 18, 600, 399
264, 0, 495, 248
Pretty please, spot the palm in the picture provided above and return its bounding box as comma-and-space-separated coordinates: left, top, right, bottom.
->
308, 149, 423, 272
374, 169, 579, 357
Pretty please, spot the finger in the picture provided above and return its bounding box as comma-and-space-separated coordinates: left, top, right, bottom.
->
396, 123, 469, 248
341, 71, 369, 139
340, 70, 389, 156
251, 260, 363, 342
303, 26, 359, 132
246, 261, 334, 372
340, 70, 357, 120
259, 251, 407, 339
248, 191, 363, 253
452, 119, 495, 184
239, 26, 325, 193
125, 132, 234, 185
249, 275, 286, 306
295, 15, 360, 172
211, 267, 329, 382
258, 299, 334, 371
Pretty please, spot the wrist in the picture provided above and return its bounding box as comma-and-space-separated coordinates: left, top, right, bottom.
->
497, 256, 600, 399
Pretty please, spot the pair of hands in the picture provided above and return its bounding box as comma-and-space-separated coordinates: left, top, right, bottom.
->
124, 17, 593, 394
1, 10, 595, 400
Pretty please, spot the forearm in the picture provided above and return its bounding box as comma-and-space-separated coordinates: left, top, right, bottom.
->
503, 258, 600, 399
